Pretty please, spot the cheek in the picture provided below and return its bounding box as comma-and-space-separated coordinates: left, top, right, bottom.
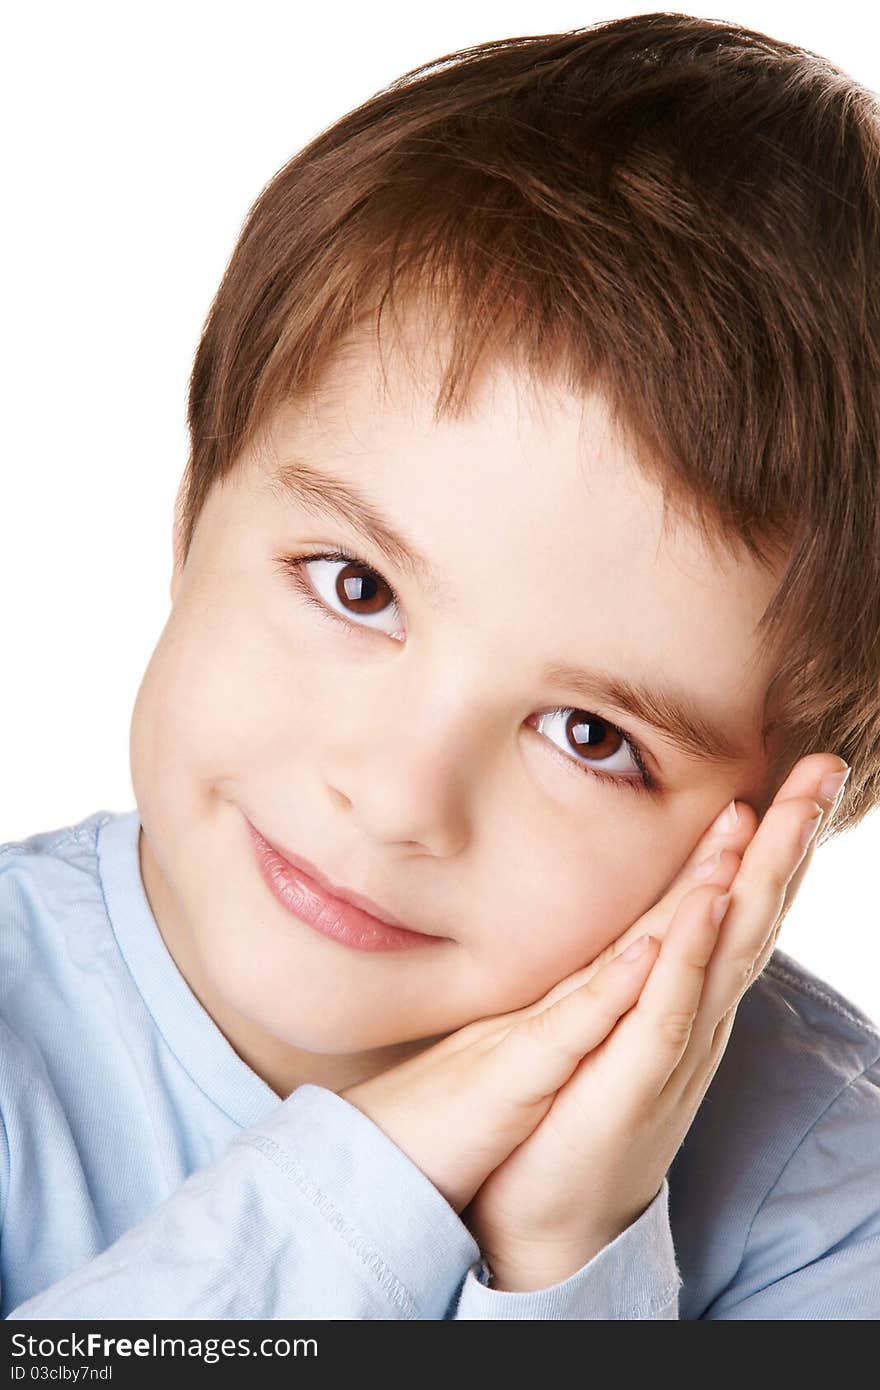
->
482, 839, 665, 1005
139, 621, 246, 768
136, 585, 324, 770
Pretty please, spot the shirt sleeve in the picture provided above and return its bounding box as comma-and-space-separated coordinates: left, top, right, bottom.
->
702, 1059, 880, 1320
7, 1072, 686, 1322
6, 1084, 483, 1320
452, 1176, 682, 1319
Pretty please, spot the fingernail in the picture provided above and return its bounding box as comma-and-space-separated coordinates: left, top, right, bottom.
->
798, 811, 823, 854
695, 849, 724, 879
819, 765, 850, 807
711, 893, 731, 928
622, 934, 653, 960
712, 800, 739, 835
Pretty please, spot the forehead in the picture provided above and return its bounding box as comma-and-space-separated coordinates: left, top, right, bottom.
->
260, 329, 773, 594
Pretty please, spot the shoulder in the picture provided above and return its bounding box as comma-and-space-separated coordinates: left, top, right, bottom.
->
755, 947, 879, 1048
0, 810, 115, 911
0, 811, 149, 1227
0, 809, 117, 946
734, 947, 879, 1090
685, 947, 879, 1156
671, 948, 880, 1317
694, 945, 878, 1128
0, 809, 122, 1055
0, 808, 114, 877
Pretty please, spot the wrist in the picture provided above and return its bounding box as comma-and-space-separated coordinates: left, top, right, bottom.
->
484, 1236, 609, 1292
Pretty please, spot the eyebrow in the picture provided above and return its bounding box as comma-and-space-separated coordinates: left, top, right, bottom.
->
539, 664, 748, 765
267, 456, 437, 589
267, 456, 750, 767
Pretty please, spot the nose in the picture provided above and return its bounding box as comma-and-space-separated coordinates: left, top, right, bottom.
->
322, 696, 488, 855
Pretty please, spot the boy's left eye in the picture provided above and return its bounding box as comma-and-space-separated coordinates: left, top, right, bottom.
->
277, 548, 655, 793
526, 708, 651, 791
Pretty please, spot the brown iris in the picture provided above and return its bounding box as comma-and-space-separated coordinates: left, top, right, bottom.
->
564, 710, 623, 762
335, 560, 393, 615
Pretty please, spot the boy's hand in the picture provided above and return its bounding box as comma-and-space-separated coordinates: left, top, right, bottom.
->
339, 752, 847, 1289
459, 752, 849, 1290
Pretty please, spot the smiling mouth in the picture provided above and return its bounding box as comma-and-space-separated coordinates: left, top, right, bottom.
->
245, 818, 452, 952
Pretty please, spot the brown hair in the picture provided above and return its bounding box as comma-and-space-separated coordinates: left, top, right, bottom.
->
175, 10, 880, 842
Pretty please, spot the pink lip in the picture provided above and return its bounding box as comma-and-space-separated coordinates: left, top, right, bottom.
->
246, 819, 448, 952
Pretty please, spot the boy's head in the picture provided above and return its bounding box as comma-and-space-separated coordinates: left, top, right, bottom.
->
129, 14, 880, 1096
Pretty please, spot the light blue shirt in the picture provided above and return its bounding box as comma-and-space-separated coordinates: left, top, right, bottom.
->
1, 808, 878, 1320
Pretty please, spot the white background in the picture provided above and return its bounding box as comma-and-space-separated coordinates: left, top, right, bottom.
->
3, 1, 878, 1021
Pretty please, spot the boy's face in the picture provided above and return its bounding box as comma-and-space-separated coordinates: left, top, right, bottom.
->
131, 335, 783, 1097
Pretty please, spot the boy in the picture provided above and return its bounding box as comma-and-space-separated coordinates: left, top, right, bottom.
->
2, 12, 879, 1319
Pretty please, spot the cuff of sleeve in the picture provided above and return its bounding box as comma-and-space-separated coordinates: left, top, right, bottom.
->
233, 1082, 482, 1320
452, 1177, 682, 1319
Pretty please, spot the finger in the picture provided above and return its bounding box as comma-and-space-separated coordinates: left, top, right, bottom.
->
665, 751, 846, 897
695, 794, 823, 1032
665, 767, 848, 1097
491, 933, 661, 1106
777, 762, 850, 927
674, 782, 837, 1106
675, 1001, 739, 1115
553, 802, 754, 1003
587, 883, 729, 1103
532, 844, 739, 1018
620, 845, 739, 948
651, 752, 844, 903
526, 754, 847, 1016
760, 751, 849, 811
532, 847, 739, 1015
730, 761, 850, 988
694, 758, 848, 1018
660, 801, 750, 886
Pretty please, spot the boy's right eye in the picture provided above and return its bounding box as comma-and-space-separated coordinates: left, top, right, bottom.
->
277, 550, 406, 638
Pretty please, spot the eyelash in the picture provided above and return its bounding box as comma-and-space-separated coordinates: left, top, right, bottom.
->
277, 548, 657, 796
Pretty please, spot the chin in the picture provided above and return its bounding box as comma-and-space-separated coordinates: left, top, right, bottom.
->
209, 967, 419, 1053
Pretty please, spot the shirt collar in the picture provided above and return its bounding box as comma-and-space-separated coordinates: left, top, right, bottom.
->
97, 808, 280, 1129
